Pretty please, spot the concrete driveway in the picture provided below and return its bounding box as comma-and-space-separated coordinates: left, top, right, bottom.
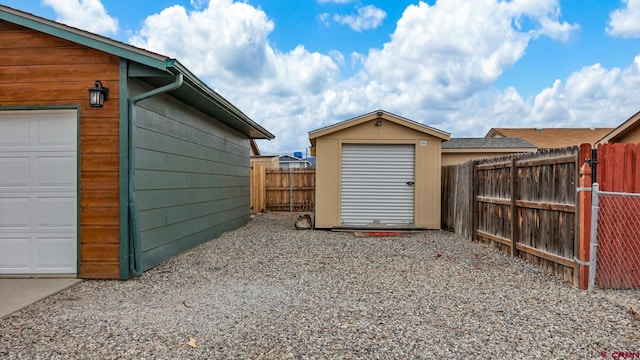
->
0, 278, 81, 317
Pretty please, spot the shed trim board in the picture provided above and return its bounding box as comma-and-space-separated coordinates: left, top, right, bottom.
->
340, 143, 415, 226
0, 109, 79, 275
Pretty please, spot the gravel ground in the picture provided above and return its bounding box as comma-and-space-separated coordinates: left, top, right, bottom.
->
1, 212, 638, 359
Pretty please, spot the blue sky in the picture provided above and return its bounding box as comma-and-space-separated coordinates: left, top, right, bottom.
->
3, 0, 639, 154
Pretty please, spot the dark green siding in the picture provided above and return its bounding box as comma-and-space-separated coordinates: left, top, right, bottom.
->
130, 80, 251, 270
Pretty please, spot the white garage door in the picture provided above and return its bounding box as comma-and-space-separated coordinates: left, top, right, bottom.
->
340, 144, 415, 227
0, 110, 78, 274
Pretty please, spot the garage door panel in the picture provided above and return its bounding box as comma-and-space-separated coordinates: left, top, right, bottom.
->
0, 110, 77, 274
0, 118, 29, 147
36, 155, 76, 187
0, 197, 30, 227
0, 157, 30, 187
0, 236, 30, 270
37, 197, 76, 228
35, 115, 76, 149
35, 236, 76, 270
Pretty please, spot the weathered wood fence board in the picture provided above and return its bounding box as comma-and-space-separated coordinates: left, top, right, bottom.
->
443, 147, 581, 285
441, 161, 473, 239
265, 169, 315, 211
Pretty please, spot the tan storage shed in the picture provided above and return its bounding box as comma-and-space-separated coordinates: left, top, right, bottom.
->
309, 110, 450, 229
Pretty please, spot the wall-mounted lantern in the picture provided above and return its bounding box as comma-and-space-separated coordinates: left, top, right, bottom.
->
88, 80, 109, 107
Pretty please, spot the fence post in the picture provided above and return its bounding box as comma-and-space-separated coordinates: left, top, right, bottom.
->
510, 158, 517, 257
472, 161, 479, 242
588, 182, 600, 293
577, 162, 592, 289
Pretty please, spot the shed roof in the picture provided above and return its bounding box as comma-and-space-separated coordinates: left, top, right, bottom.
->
0, 5, 274, 140
485, 127, 612, 149
309, 110, 450, 146
597, 111, 640, 144
442, 137, 535, 150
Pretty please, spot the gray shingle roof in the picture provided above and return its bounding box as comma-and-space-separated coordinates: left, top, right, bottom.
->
442, 137, 536, 149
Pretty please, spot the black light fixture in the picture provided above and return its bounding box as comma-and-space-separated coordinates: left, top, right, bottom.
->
88, 80, 109, 107
375, 120, 382, 127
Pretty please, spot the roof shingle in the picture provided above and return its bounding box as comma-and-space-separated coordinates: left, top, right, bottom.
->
486, 128, 612, 149
442, 137, 536, 149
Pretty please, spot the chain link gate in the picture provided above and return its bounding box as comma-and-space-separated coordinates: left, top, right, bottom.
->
588, 183, 640, 291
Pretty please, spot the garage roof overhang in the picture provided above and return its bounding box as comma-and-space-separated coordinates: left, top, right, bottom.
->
0, 5, 274, 140
308, 109, 450, 147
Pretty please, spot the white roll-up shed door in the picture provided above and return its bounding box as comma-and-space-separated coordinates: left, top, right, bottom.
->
340, 144, 415, 227
0, 110, 78, 274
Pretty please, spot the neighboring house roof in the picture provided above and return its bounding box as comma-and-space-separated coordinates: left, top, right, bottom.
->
442, 137, 536, 150
0, 5, 274, 140
279, 155, 313, 167
309, 109, 450, 146
279, 155, 302, 161
485, 127, 612, 149
597, 111, 640, 144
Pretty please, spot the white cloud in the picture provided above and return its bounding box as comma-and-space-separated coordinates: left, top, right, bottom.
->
129, 0, 340, 143
534, 56, 640, 126
126, 0, 637, 155
130, 1, 278, 84
459, 56, 640, 134
318, 13, 330, 26
606, 0, 640, 38
43, 0, 118, 35
333, 5, 387, 32
363, 0, 534, 108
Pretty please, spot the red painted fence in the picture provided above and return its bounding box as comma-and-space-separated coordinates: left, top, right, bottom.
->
579, 143, 640, 289
598, 143, 640, 192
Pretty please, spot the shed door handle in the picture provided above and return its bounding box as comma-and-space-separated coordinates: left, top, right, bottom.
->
406, 181, 415, 186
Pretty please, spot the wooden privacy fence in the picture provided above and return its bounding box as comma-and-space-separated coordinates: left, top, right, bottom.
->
475, 147, 579, 284
250, 164, 266, 214
442, 146, 583, 286
250, 168, 315, 212
442, 143, 640, 289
